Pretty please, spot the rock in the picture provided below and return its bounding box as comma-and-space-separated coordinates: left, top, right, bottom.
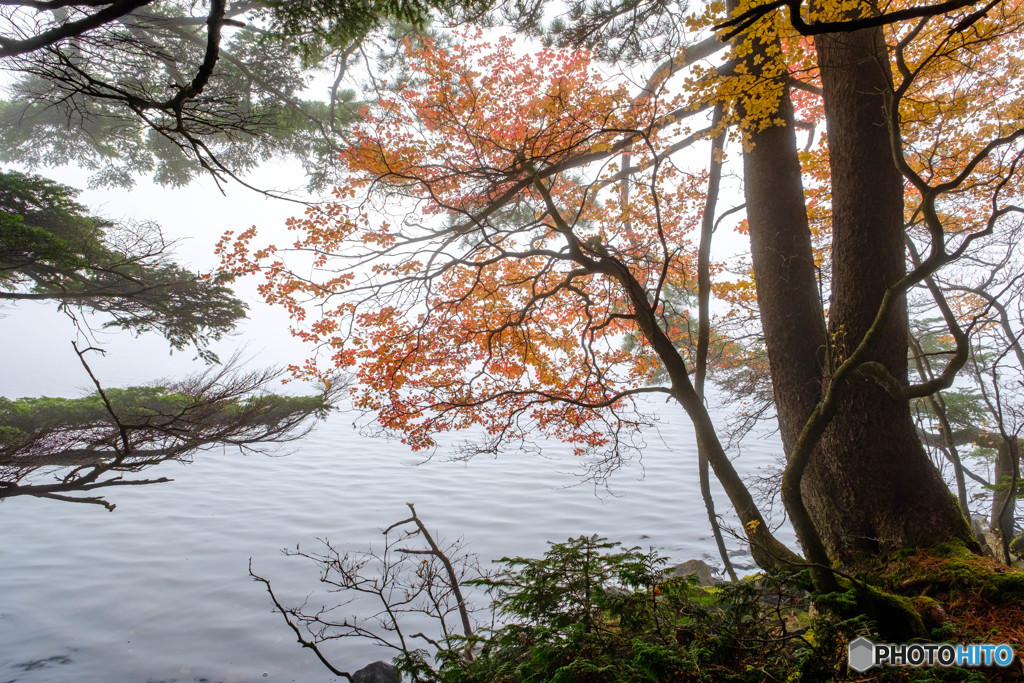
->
667, 559, 717, 586
970, 516, 987, 543
981, 529, 1002, 559
912, 596, 949, 627
352, 660, 400, 683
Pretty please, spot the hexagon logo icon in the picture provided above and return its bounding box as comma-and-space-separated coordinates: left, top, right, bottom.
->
848, 637, 876, 672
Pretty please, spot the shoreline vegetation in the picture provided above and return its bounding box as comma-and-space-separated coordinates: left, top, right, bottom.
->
254, 505, 1024, 682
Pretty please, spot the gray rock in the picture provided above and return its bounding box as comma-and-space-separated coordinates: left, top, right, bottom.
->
666, 559, 717, 586
970, 516, 986, 540
981, 529, 1002, 559
352, 660, 400, 683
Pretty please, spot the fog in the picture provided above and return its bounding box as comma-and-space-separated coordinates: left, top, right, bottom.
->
1, 161, 316, 399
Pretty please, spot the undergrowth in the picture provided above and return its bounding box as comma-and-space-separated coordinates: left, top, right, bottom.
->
395, 536, 1023, 682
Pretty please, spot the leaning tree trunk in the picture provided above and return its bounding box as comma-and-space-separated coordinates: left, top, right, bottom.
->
804, 26, 972, 563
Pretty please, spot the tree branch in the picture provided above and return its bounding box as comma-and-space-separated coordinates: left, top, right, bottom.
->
0, 0, 154, 58
715, 0, 983, 39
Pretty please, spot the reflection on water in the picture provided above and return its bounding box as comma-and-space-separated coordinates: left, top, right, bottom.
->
13, 654, 73, 671
0, 404, 789, 682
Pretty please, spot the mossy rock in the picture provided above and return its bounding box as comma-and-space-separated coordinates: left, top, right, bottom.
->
1009, 534, 1024, 569
1011, 534, 1024, 555
986, 572, 1024, 603
857, 584, 927, 641
910, 595, 949, 629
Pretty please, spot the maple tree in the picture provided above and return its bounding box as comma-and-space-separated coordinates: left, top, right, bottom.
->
220, 0, 1024, 586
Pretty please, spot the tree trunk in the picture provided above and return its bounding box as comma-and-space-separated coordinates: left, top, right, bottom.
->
740, 86, 827, 457
726, 0, 834, 573
737, 19, 972, 569
991, 439, 1018, 564
803, 27, 970, 563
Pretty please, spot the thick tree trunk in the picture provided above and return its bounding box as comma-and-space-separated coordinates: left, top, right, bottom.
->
726, 0, 833, 573
735, 17, 972, 569
804, 27, 970, 563
741, 88, 827, 456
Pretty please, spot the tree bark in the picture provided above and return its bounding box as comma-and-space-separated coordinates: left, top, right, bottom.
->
733, 13, 973, 569
991, 439, 1018, 564
726, 0, 834, 575
804, 26, 971, 563
740, 86, 827, 458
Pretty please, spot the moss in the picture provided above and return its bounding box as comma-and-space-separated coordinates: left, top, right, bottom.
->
986, 572, 1024, 603
910, 595, 947, 629
854, 540, 1024, 648
848, 580, 927, 641
1011, 533, 1024, 555
882, 540, 1024, 605
810, 575, 926, 642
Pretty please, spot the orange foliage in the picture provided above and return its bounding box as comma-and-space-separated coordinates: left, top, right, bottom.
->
218, 1, 1024, 463
217, 33, 743, 461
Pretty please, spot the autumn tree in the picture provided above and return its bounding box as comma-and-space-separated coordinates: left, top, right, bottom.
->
221, 33, 801, 572
751, 0, 1024, 573
220, 0, 1024, 587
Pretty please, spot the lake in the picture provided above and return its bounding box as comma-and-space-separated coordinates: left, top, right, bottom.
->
0, 392, 791, 682
0, 175, 791, 681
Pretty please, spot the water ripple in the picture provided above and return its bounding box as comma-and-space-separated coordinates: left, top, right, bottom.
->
0, 402, 790, 681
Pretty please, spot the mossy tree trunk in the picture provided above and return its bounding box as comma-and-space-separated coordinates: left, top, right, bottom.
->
991, 439, 1019, 564
806, 27, 971, 563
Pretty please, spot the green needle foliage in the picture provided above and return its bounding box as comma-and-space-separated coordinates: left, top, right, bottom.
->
0, 1, 483, 189
428, 537, 844, 682
0, 169, 339, 509
261, 0, 464, 66
430, 538, 1002, 682
263, 526, 1018, 681
0, 170, 246, 361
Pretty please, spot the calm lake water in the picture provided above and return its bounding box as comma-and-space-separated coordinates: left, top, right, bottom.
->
0, 168, 799, 681
0, 393, 791, 682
